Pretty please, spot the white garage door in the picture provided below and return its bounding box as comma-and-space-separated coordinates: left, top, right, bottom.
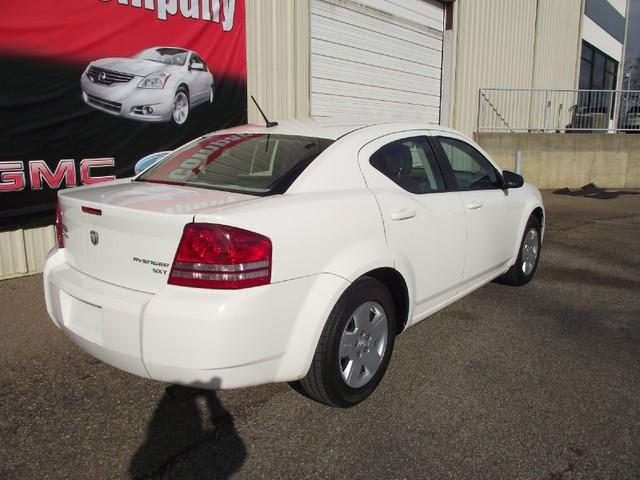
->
311, 0, 444, 125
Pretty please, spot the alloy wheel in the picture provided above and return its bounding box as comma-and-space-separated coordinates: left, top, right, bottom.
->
521, 227, 539, 276
338, 301, 388, 388
173, 92, 189, 124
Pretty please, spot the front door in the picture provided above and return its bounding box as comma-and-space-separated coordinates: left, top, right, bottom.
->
432, 134, 521, 287
358, 132, 466, 323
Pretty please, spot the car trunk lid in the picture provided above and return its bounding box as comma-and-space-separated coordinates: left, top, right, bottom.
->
58, 180, 258, 293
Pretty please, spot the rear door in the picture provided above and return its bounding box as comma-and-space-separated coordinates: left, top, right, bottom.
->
358, 131, 466, 322
431, 133, 522, 287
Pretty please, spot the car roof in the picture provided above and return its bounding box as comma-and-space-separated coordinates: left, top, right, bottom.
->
214, 118, 366, 140
214, 118, 458, 141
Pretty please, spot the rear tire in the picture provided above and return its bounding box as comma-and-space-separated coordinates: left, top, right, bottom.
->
498, 215, 542, 286
296, 277, 396, 407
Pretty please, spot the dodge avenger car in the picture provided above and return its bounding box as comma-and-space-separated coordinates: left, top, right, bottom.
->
44, 120, 544, 407
81, 47, 214, 125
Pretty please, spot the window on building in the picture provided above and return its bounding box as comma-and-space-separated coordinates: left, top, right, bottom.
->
578, 41, 618, 116
579, 41, 618, 91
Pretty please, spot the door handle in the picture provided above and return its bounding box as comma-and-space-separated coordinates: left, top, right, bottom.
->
391, 209, 417, 221
467, 201, 484, 210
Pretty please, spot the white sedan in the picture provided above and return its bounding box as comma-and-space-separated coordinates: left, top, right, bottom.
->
44, 120, 544, 407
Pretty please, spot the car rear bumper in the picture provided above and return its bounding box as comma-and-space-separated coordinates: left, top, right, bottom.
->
44, 248, 348, 389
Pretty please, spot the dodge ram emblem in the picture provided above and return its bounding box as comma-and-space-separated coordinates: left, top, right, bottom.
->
90, 230, 99, 246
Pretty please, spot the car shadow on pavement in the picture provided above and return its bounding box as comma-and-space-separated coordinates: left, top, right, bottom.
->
129, 379, 246, 479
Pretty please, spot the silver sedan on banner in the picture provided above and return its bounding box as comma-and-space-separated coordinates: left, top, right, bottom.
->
81, 47, 215, 125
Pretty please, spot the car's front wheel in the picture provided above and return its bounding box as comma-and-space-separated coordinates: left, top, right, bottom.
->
172, 87, 190, 125
297, 277, 396, 407
499, 214, 542, 286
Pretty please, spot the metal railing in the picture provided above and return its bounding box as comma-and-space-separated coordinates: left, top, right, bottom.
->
477, 88, 640, 133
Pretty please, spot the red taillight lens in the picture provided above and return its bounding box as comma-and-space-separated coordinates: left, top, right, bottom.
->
55, 202, 64, 248
169, 223, 272, 289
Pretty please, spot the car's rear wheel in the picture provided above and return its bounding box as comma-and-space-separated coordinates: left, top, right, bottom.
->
296, 277, 396, 407
172, 88, 189, 125
498, 215, 542, 286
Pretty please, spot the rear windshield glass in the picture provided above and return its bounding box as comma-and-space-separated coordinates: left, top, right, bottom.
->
137, 133, 334, 195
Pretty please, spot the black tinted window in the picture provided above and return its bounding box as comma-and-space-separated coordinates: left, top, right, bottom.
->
138, 134, 333, 195
370, 137, 445, 194
437, 137, 500, 190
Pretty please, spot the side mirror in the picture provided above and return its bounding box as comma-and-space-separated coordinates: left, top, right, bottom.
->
134, 151, 171, 175
502, 170, 524, 189
189, 62, 205, 71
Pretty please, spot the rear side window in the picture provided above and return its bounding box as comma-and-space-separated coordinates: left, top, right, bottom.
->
138, 133, 334, 195
370, 136, 445, 194
437, 137, 500, 190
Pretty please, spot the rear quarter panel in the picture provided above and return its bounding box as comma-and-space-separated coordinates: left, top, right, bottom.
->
194, 190, 389, 283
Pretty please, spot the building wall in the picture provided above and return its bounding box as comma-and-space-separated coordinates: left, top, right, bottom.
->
0, 226, 55, 280
532, 0, 584, 90
529, 0, 584, 130
447, 0, 584, 136
245, 0, 311, 123
448, 0, 537, 136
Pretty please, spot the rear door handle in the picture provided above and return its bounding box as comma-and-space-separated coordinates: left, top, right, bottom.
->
467, 201, 484, 210
391, 209, 417, 221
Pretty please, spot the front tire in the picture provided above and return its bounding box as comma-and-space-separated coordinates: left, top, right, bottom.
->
172, 87, 190, 125
498, 215, 542, 286
297, 277, 396, 407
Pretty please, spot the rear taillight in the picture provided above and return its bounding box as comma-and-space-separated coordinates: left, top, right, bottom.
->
55, 202, 64, 248
168, 223, 272, 289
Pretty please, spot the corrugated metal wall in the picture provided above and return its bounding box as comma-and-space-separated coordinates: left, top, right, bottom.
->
532, 0, 583, 89
246, 0, 311, 123
529, 0, 584, 130
0, 226, 55, 280
449, 0, 582, 136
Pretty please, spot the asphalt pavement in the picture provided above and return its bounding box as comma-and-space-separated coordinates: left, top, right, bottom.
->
1, 190, 639, 480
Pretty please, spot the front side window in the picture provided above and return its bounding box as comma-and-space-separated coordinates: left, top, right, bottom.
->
138, 134, 333, 196
437, 137, 500, 190
369, 136, 445, 194
190, 54, 207, 70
